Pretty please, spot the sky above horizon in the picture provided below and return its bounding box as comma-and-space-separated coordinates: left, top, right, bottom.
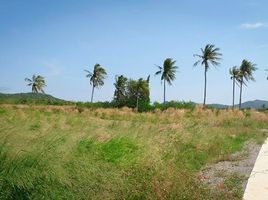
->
0, 0, 268, 104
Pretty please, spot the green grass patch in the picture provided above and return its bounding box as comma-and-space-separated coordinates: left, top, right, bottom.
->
75, 137, 139, 165
0, 105, 268, 199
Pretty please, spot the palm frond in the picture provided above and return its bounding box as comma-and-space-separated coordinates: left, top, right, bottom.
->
193, 60, 201, 67
25, 78, 32, 82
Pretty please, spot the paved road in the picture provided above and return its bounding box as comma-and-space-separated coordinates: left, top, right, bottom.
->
243, 138, 268, 200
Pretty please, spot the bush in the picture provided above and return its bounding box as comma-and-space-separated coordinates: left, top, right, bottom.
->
151, 101, 195, 111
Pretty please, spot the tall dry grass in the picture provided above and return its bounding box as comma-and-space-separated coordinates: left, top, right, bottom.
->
1, 104, 268, 199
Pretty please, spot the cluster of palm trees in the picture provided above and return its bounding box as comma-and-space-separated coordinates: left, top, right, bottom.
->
25, 43, 264, 109
229, 60, 257, 109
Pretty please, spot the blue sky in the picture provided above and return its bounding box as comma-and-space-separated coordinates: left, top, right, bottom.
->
0, 0, 267, 104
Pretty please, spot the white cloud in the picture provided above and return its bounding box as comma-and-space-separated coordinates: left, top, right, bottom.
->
240, 22, 268, 29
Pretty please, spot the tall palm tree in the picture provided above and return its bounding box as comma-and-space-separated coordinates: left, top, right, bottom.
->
238, 59, 257, 109
194, 44, 222, 106
229, 66, 240, 109
155, 58, 178, 104
25, 75, 46, 93
85, 64, 107, 103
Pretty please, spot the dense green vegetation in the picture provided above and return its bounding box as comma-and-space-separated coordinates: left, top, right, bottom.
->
0, 93, 69, 105
0, 92, 195, 112
0, 105, 268, 199
113, 75, 150, 110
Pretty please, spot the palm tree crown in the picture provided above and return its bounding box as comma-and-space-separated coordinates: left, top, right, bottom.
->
85, 64, 107, 88
194, 44, 222, 70
155, 58, 178, 104
237, 59, 257, 109
114, 75, 128, 102
25, 75, 46, 93
229, 66, 240, 81
238, 59, 257, 84
193, 44, 222, 106
155, 58, 178, 84
85, 63, 107, 103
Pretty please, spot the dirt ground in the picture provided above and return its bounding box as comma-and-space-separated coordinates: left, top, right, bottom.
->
199, 140, 262, 192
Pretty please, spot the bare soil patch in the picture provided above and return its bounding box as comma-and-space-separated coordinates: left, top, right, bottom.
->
199, 140, 261, 192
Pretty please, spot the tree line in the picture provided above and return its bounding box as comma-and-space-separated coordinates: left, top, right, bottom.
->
25, 44, 264, 110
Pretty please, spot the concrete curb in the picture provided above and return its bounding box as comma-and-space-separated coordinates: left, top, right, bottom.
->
243, 138, 268, 200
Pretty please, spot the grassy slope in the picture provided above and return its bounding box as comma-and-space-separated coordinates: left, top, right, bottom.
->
0, 93, 67, 104
0, 105, 268, 200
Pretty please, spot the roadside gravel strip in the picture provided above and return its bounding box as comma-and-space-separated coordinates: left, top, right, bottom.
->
243, 138, 268, 200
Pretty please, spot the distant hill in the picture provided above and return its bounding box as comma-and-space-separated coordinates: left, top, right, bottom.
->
0, 92, 68, 105
239, 100, 268, 109
208, 100, 268, 109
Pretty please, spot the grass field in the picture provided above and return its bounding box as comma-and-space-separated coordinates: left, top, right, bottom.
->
0, 105, 268, 200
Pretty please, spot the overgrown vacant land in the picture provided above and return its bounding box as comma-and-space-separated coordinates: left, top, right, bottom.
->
0, 105, 268, 199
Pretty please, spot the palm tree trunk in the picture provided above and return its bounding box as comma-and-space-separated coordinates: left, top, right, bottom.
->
91, 85, 95, 103
239, 79, 243, 109
136, 94, 139, 112
164, 79, 166, 104
203, 67, 207, 106
232, 78, 235, 109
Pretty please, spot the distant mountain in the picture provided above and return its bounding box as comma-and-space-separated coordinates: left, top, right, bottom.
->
0, 92, 68, 104
208, 100, 268, 109
239, 100, 268, 109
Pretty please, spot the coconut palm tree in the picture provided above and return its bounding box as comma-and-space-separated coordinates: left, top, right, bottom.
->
155, 58, 178, 104
114, 75, 128, 104
194, 44, 222, 106
229, 66, 240, 109
25, 75, 46, 93
85, 64, 107, 103
237, 59, 257, 109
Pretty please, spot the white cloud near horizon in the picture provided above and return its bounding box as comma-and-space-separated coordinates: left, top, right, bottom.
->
240, 22, 268, 29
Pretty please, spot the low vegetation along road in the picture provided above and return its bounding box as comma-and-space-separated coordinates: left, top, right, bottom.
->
0, 105, 268, 199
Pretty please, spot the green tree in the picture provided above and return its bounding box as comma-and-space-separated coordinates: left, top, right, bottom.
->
155, 58, 178, 104
114, 75, 128, 106
127, 77, 150, 111
229, 66, 240, 109
237, 59, 257, 109
25, 75, 46, 93
85, 64, 107, 103
194, 44, 222, 106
